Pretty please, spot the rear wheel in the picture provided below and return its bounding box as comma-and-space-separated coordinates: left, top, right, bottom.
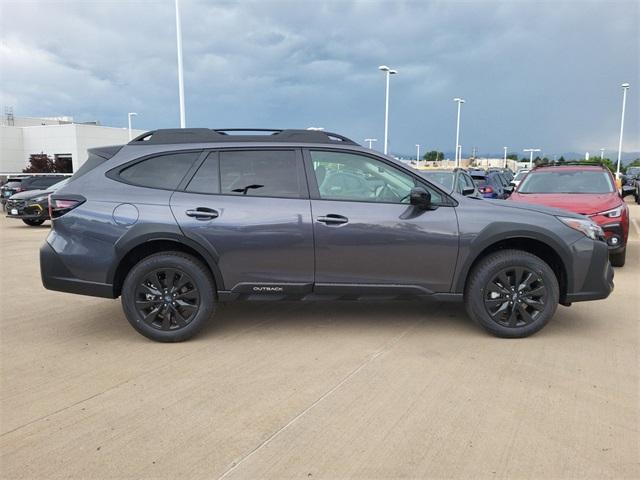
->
464, 249, 559, 338
121, 252, 216, 342
610, 248, 626, 267
22, 218, 45, 226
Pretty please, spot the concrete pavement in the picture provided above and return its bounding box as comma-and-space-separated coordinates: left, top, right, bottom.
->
1, 201, 638, 479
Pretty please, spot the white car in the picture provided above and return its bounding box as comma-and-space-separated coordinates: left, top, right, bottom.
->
511, 169, 530, 189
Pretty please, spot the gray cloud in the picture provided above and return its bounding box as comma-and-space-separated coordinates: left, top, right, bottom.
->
1, 0, 638, 157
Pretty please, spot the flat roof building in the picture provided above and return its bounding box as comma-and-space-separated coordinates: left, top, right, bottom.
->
0, 115, 144, 174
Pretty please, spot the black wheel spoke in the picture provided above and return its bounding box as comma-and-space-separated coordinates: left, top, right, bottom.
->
497, 272, 511, 290
526, 285, 545, 297
484, 298, 507, 306
142, 306, 161, 324
489, 301, 510, 318
507, 307, 518, 326
522, 297, 544, 310
517, 304, 535, 324
134, 266, 200, 332
519, 271, 534, 290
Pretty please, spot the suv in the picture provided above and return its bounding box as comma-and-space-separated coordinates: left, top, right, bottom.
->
417, 168, 480, 197
509, 163, 630, 267
41, 129, 614, 342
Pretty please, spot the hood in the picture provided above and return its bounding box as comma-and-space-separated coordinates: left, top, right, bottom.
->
455, 194, 583, 218
9, 188, 52, 200
509, 193, 621, 216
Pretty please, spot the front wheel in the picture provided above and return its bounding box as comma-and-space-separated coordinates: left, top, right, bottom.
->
121, 252, 216, 342
464, 249, 559, 338
22, 218, 45, 226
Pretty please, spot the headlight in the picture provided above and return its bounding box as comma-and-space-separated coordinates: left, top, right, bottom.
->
596, 206, 623, 218
30, 196, 48, 203
557, 216, 604, 240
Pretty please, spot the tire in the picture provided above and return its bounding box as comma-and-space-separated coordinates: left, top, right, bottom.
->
121, 252, 216, 342
22, 218, 45, 226
610, 248, 626, 267
464, 249, 559, 338
635, 192, 640, 204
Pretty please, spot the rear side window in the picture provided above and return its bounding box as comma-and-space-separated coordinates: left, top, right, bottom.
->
186, 153, 220, 194
118, 152, 200, 190
219, 150, 305, 198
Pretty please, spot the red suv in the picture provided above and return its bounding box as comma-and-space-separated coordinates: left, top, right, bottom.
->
509, 164, 629, 266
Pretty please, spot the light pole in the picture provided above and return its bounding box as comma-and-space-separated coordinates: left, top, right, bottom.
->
600, 148, 605, 160
453, 98, 465, 167
127, 112, 138, 140
379, 65, 398, 155
523, 148, 541, 168
616, 83, 630, 178
503, 146, 508, 168
175, 0, 186, 128
364, 138, 378, 149
416, 144, 420, 164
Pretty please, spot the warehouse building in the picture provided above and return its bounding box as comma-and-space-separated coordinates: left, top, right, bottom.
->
0, 114, 144, 174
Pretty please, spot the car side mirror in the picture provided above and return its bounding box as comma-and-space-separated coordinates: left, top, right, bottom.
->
462, 186, 476, 196
503, 185, 514, 196
621, 185, 635, 197
410, 187, 432, 210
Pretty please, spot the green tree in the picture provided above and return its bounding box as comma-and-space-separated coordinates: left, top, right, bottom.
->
506, 153, 518, 161
422, 150, 444, 162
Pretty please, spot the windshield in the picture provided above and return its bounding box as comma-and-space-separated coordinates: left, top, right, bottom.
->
518, 170, 614, 194
513, 170, 529, 181
627, 167, 640, 176
420, 171, 454, 190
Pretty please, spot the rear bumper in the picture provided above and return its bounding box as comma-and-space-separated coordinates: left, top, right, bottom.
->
564, 239, 614, 303
40, 241, 115, 298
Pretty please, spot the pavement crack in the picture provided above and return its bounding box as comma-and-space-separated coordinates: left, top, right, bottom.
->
216, 312, 430, 480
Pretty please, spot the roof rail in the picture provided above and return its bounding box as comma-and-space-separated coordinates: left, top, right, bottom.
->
533, 161, 608, 169
128, 128, 359, 146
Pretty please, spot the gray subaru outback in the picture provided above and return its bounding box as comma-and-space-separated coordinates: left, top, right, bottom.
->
40, 129, 613, 341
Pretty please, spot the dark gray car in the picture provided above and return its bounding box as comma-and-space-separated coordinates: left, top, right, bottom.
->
40, 129, 613, 341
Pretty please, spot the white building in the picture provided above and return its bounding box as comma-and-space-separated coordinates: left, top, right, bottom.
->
0, 115, 145, 174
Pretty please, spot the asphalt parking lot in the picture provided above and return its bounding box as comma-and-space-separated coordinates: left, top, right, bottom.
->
1, 200, 638, 480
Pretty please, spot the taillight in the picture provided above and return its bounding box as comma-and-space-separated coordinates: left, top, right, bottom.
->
480, 186, 494, 194
49, 195, 85, 219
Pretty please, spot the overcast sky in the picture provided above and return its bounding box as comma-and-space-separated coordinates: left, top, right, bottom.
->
1, 0, 638, 157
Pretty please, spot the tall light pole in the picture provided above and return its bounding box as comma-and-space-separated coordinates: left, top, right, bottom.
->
600, 148, 605, 160
523, 148, 541, 168
175, 0, 186, 128
364, 138, 378, 149
616, 83, 630, 178
453, 98, 465, 167
503, 146, 508, 168
127, 112, 138, 140
416, 144, 421, 163
379, 65, 398, 155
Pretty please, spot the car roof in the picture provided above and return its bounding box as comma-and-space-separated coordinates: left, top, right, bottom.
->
531, 165, 607, 172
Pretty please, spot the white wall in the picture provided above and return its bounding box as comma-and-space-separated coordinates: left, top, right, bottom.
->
0, 123, 145, 173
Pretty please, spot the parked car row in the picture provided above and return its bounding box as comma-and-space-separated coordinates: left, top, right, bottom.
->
1, 175, 71, 224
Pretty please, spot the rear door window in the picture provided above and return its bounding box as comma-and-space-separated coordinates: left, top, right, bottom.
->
219, 150, 306, 198
118, 152, 201, 190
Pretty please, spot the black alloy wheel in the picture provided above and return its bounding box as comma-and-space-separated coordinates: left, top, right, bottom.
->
134, 268, 200, 331
483, 267, 548, 328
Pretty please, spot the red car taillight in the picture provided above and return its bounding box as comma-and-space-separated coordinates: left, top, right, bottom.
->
49, 196, 84, 219
480, 186, 494, 194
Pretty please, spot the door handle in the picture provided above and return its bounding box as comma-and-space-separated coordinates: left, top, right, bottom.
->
317, 214, 348, 225
185, 207, 219, 220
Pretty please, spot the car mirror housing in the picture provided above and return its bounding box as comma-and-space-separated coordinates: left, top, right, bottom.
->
503, 185, 514, 196
462, 186, 476, 196
410, 187, 432, 209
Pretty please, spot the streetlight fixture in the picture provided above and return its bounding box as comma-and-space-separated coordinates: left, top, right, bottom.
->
379, 65, 398, 155
416, 144, 421, 164
364, 138, 378, 149
503, 146, 508, 168
175, 0, 186, 128
453, 98, 465, 167
127, 112, 138, 140
600, 148, 605, 160
616, 82, 630, 178
523, 148, 541, 168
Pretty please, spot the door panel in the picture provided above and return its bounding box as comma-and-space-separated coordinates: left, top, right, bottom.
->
172, 193, 314, 292
311, 200, 459, 293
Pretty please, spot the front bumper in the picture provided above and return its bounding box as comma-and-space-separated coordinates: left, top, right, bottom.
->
600, 222, 626, 254
564, 238, 614, 303
5, 200, 48, 220
40, 241, 115, 298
